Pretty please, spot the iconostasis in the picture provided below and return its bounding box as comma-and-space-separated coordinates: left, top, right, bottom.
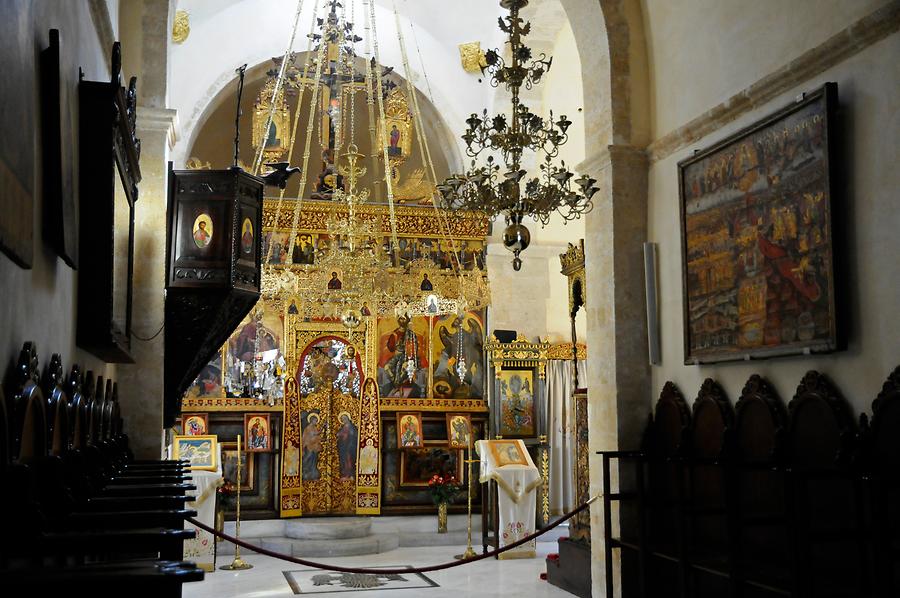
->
180, 200, 491, 518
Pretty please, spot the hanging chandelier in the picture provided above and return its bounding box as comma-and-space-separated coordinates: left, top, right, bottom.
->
437, 0, 599, 271
254, 0, 492, 324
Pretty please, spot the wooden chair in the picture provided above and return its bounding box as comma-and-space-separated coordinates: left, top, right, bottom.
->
684, 379, 734, 597
0, 343, 204, 596
731, 375, 793, 597
861, 366, 900, 597
786, 371, 863, 598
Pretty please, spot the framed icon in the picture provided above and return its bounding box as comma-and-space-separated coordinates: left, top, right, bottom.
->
244, 413, 271, 452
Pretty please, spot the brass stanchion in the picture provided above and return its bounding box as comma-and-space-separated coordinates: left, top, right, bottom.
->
454, 429, 477, 560
220, 434, 253, 570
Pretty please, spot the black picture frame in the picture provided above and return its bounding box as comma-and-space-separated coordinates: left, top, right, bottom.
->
76, 43, 141, 363
0, 0, 36, 269
40, 28, 79, 268
678, 82, 841, 364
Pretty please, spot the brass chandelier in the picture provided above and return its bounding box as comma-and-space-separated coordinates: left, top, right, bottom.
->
437, 0, 599, 270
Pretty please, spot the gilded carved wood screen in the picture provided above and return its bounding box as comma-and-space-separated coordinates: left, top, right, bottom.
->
280, 318, 379, 517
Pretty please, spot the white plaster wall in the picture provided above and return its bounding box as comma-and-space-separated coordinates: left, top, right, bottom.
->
646, 21, 900, 415
642, 0, 893, 138
1, 1, 116, 390
169, 0, 504, 168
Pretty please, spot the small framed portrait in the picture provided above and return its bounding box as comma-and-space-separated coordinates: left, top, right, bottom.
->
192, 213, 213, 249
488, 439, 529, 467
445, 413, 472, 450
173, 434, 218, 471
396, 412, 424, 449
326, 270, 343, 291
182, 413, 208, 436
244, 413, 271, 452
221, 442, 255, 491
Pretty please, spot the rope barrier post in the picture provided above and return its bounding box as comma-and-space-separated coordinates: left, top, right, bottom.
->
221, 434, 253, 570
454, 427, 477, 560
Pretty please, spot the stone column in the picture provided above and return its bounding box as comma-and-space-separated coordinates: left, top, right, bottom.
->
117, 107, 177, 459
115, 0, 176, 459
580, 144, 650, 597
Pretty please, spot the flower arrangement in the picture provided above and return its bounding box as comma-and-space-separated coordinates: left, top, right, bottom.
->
427, 474, 461, 505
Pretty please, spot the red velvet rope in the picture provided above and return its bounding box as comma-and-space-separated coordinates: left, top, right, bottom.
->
188, 494, 597, 575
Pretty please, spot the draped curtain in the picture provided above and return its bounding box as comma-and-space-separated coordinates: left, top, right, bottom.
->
546, 359, 585, 515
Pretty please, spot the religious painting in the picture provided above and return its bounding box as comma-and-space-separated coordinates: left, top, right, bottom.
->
291, 232, 316, 265
182, 413, 208, 436
326, 270, 343, 291
192, 213, 213, 248
498, 370, 536, 438
185, 348, 223, 399
446, 413, 472, 450
380, 88, 413, 163
397, 412, 424, 449
173, 435, 218, 471
359, 437, 378, 475
488, 439, 529, 467
335, 410, 359, 480
240, 217, 254, 255
432, 310, 485, 399
222, 443, 255, 491
377, 314, 430, 398
679, 83, 840, 363
297, 336, 362, 397
0, 0, 35, 268
262, 231, 291, 264
300, 409, 325, 480
399, 447, 462, 487
244, 413, 271, 452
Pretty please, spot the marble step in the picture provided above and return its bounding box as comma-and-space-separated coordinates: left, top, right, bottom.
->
217, 532, 400, 557
284, 517, 372, 540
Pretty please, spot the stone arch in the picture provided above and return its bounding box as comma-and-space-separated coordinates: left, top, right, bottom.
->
553, 1, 652, 596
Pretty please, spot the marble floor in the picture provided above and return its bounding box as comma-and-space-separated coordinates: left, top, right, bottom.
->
184, 543, 575, 598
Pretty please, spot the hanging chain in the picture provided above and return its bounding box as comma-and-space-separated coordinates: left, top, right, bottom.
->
365, 0, 401, 258
252, 0, 306, 176
393, 0, 466, 288
285, 3, 332, 258
265, 0, 322, 264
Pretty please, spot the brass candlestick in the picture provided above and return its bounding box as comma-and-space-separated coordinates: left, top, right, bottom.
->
454, 431, 477, 560
220, 434, 253, 570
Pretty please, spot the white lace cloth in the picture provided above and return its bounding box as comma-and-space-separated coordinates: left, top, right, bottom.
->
476, 439, 541, 559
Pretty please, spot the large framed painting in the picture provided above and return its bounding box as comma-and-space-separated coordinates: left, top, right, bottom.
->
678, 82, 841, 364
431, 310, 485, 399
222, 442, 255, 491
497, 369, 536, 438
399, 447, 463, 487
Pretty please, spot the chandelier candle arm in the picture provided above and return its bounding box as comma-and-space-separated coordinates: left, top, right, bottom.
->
438, 0, 599, 271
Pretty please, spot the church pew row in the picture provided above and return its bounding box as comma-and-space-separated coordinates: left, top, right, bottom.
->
0, 342, 205, 595
600, 367, 900, 598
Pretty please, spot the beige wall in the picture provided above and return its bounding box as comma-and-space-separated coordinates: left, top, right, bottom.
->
1, 1, 116, 391
487, 19, 588, 343
644, 1, 900, 416
642, 0, 890, 138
